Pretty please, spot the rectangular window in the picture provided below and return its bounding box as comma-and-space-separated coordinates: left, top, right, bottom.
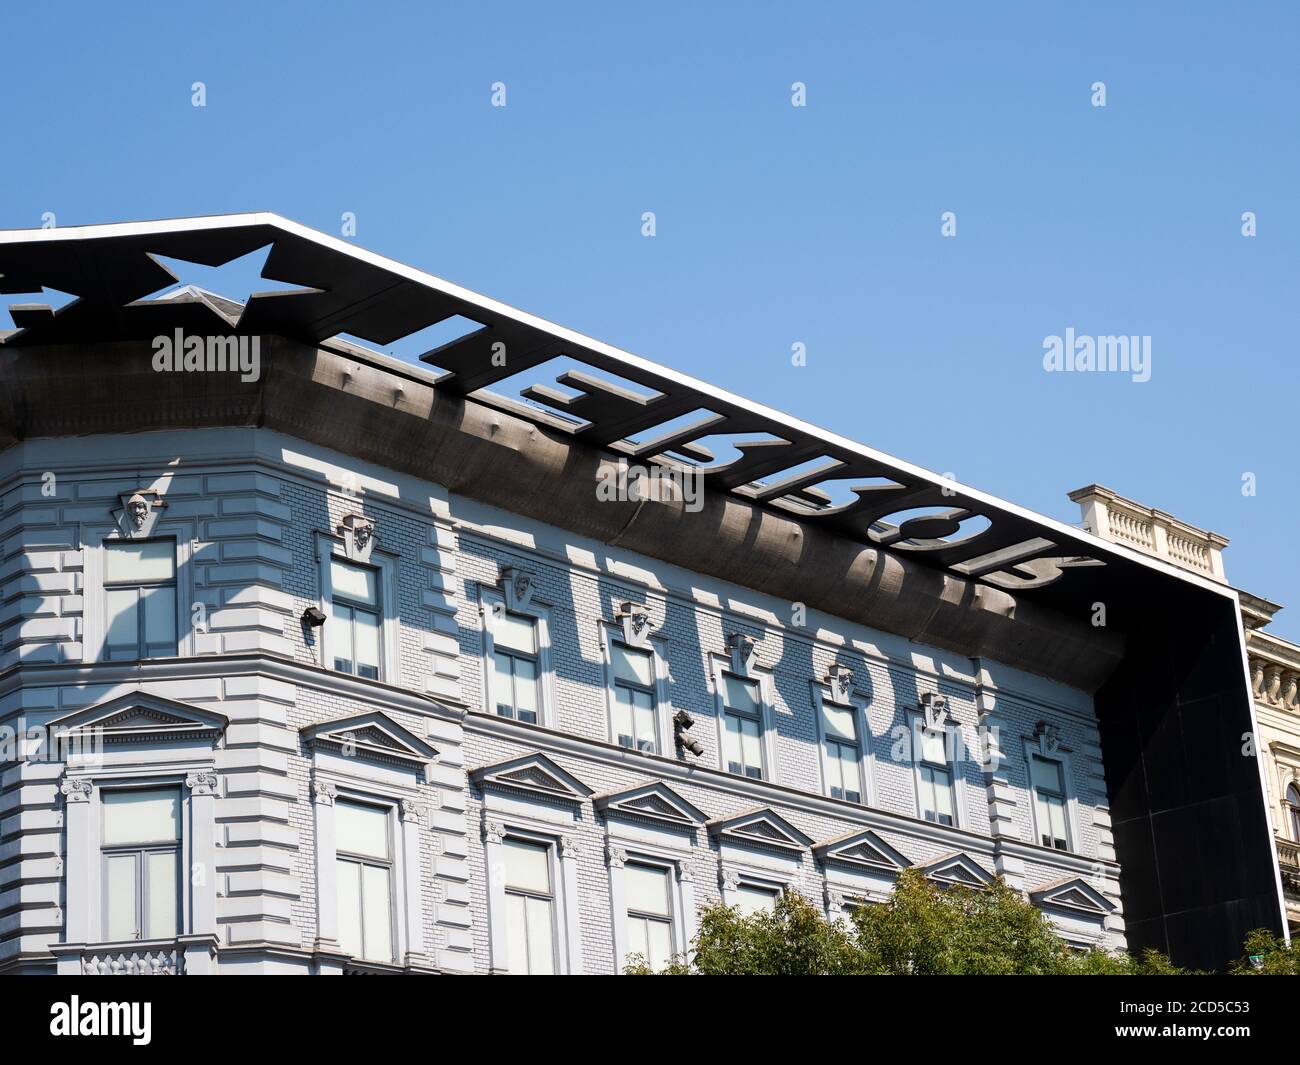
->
104, 540, 177, 660
1030, 756, 1070, 850
919, 728, 954, 826
335, 799, 394, 963
102, 787, 181, 941
624, 862, 674, 969
733, 883, 780, 915
611, 643, 657, 753
331, 558, 381, 680
503, 838, 556, 974
492, 611, 541, 723
721, 674, 764, 779
821, 702, 862, 803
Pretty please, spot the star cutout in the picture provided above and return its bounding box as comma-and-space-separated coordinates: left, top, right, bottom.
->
138, 244, 319, 325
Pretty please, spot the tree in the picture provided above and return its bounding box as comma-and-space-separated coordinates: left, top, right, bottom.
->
1229, 929, 1300, 975
626, 868, 1177, 975
626, 890, 864, 976
852, 868, 1078, 975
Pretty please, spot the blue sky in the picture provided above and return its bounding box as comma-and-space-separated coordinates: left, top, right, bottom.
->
3, 2, 1298, 636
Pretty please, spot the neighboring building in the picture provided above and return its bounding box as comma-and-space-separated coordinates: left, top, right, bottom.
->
0, 216, 1283, 974
1072, 485, 1300, 937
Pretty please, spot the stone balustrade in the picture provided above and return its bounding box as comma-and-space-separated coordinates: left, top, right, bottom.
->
80, 946, 182, 975
1250, 648, 1300, 712
1069, 484, 1228, 582
1277, 837, 1300, 897
48, 936, 217, 975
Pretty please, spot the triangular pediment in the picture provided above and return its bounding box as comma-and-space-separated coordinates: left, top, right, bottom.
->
707, 807, 812, 853
1030, 877, 1115, 916
49, 691, 228, 745
469, 752, 593, 803
593, 781, 706, 829
301, 710, 438, 776
813, 828, 912, 872
921, 852, 995, 888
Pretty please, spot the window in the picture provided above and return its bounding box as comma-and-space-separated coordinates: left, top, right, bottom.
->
611, 643, 657, 752
492, 611, 541, 723
918, 727, 954, 826
733, 883, 780, 915
1287, 784, 1300, 841
821, 701, 862, 803
624, 862, 674, 969
503, 838, 557, 974
331, 558, 381, 679
103, 540, 177, 660
721, 674, 764, 779
101, 788, 181, 942
335, 799, 395, 963
1031, 755, 1070, 850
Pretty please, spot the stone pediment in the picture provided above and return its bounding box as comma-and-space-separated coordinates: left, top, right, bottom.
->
707, 807, 812, 853
813, 828, 912, 872
468, 752, 593, 804
49, 691, 228, 746
592, 781, 705, 829
301, 710, 439, 776
1030, 877, 1115, 916
921, 851, 995, 888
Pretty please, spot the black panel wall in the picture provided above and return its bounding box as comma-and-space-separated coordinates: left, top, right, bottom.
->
1095, 580, 1284, 971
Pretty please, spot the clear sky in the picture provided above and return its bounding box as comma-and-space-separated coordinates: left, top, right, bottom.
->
3, 2, 1297, 636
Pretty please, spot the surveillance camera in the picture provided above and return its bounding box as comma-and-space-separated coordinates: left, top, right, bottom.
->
673, 710, 695, 730
680, 736, 705, 758
302, 606, 327, 627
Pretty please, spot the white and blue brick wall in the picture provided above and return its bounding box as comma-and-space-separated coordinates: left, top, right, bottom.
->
0, 427, 1123, 972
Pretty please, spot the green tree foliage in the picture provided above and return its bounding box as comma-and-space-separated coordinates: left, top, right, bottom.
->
1229, 929, 1300, 975
625, 889, 863, 975
624, 868, 1298, 975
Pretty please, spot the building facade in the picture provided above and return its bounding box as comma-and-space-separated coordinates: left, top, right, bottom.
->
1072, 485, 1300, 937
0, 216, 1283, 973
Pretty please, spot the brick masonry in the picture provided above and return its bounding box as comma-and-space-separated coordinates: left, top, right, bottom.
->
0, 427, 1123, 974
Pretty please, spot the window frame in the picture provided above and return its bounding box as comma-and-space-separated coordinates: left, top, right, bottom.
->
315, 532, 400, 684
303, 710, 438, 974
719, 865, 789, 915
600, 624, 672, 755
62, 769, 213, 949
501, 835, 561, 975
480, 587, 554, 728
99, 785, 183, 943
310, 774, 429, 972
623, 861, 674, 965
1287, 782, 1300, 841
482, 817, 583, 975
333, 796, 399, 965
49, 692, 227, 974
908, 706, 965, 829
711, 659, 777, 783
1021, 736, 1081, 855
607, 843, 694, 973
86, 524, 196, 663
491, 612, 542, 723
812, 681, 874, 806
1028, 754, 1071, 851
327, 557, 384, 680
102, 538, 180, 661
